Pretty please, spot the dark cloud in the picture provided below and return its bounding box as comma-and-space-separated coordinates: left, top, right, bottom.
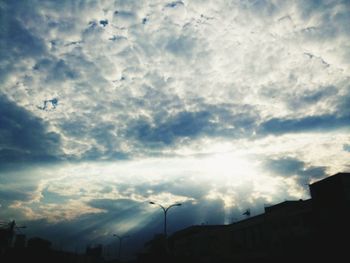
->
299, 87, 336, 103
80, 149, 128, 162
343, 144, 350, 152
56, 199, 148, 243
0, 188, 32, 202
37, 98, 59, 111
303, 52, 330, 67
90, 124, 118, 149
265, 157, 304, 175
128, 105, 258, 147
0, 16, 45, 57
297, 0, 331, 17
298, 0, 350, 19
99, 19, 108, 27
112, 10, 137, 28
88, 198, 142, 212
259, 114, 350, 135
60, 119, 89, 138
0, 95, 62, 164
46, 59, 79, 82
259, 85, 350, 136
41, 189, 70, 204
264, 157, 326, 186
99, 186, 113, 194
33, 58, 79, 82
296, 0, 350, 45
0, 2, 46, 82
166, 35, 196, 58
59, 119, 128, 161
287, 86, 337, 109
337, 89, 350, 112
166, 1, 185, 8
242, 0, 278, 17
128, 111, 214, 146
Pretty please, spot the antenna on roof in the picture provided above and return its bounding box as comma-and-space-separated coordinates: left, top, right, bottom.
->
242, 209, 250, 217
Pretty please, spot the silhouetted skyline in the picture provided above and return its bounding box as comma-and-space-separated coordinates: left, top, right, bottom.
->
2, 172, 349, 262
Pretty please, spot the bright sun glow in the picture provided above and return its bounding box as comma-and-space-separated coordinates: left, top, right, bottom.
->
14, 151, 304, 224
202, 152, 255, 182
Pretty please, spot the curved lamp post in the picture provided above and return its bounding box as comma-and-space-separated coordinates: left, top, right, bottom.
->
113, 234, 129, 260
149, 201, 182, 237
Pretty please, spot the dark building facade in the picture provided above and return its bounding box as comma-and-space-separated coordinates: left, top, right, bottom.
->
309, 172, 350, 261
169, 172, 350, 263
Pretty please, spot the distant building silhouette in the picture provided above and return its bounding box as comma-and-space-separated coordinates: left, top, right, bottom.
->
13, 234, 26, 249
167, 172, 350, 263
1, 232, 105, 263
86, 244, 103, 261
27, 237, 52, 251
137, 234, 168, 263
0, 220, 16, 254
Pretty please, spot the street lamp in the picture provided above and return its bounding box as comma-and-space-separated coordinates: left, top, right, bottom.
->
149, 201, 182, 236
113, 234, 130, 261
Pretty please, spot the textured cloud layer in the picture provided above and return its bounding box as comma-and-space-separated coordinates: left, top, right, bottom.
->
1, 0, 350, 160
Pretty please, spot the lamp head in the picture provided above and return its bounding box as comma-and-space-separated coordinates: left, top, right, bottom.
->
149, 201, 155, 204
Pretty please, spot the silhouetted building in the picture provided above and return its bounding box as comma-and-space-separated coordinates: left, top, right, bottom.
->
27, 237, 52, 251
14, 234, 26, 249
168, 172, 350, 263
0, 221, 16, 255
169, 200, 313, 263
169, 225, 230, 263
1, 233, 102, 263
137, 234, 171, 263
86, 244, 104, 262
310, 172, 350, 225
309, 172, 350, 261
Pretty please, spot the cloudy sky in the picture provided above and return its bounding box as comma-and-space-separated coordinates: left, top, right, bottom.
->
1, 0, 350, 257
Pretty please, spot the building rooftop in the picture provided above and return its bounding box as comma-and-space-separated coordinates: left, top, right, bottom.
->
310, 172, 350, 186
169, 225, 227, 240
264, 199, 312, 213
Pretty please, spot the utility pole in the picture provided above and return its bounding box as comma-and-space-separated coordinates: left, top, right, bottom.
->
149, 202, 182, 237
113, 234, 129, 261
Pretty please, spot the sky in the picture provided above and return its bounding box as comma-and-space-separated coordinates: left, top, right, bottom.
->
1, 0, 350, 258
